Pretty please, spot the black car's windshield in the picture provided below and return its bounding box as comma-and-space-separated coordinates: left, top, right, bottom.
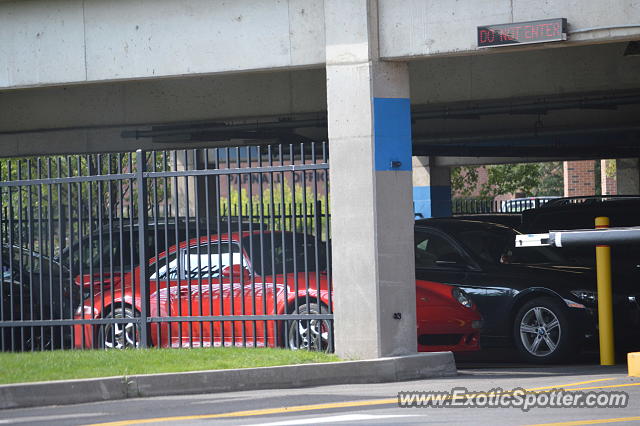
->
244, 233, 329, 276
453, 226, 568, 265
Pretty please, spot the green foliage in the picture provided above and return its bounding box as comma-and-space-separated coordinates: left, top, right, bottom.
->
451, 162, 564, 198
481, 163, 542, 198
451, 167, 479, 198
535, 162, 564, 196
218, 181, 330, 238
604, 159, 616, 178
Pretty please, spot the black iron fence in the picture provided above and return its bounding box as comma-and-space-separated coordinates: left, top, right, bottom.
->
452, 197, 557, 214
1, 143, 332, 352
451, 198, 500, 214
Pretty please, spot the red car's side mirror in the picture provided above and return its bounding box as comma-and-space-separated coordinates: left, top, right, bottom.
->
221, 264, 252, 281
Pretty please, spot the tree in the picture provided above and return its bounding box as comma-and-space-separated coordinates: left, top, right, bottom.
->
481, 163, 542, 198
451, 162, 564, 198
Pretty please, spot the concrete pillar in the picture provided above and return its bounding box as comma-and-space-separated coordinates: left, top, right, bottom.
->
563, 160, 596, 197
412, 157, 452, 218
616, 158, 640, 195
325, 0, 416, 359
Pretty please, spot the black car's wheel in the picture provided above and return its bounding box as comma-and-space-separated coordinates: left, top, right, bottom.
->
513, 297, 575, 363
97, 306, 142, 349
287, 303, 331, 351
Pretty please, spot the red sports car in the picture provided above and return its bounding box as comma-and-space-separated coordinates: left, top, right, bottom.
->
73, 231, 481, 352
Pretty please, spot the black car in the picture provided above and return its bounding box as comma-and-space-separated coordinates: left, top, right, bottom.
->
1, 246, 78, 350
452, 213, 524, 231
520, 195, 640, 273
414, 218, 640, 363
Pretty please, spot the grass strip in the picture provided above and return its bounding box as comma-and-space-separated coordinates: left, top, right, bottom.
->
0, 348, 340, 385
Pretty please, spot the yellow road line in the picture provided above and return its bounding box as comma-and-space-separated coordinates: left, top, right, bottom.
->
88, 399, 398, 426
526, 416, 640, 426
526, 378, 616, 391
87, 378, 639, 426
565, 382, 640, 392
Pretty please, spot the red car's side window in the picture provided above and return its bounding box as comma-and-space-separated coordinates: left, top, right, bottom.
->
150, 251, 179, 281
183, 243, 244, 279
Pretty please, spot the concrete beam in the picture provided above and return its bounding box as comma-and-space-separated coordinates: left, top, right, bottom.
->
0, 69, 326, 135
0, 0, 325, 89
3, 0, 639, 90
379, 0, 640, 59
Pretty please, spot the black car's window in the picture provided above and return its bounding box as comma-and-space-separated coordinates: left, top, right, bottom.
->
246, 233, 328, 276
37, 257, 61, 277
72, 235, 118, 271
2, 248, 64, 277
184, 243, 243, 279
415, 231, 466, 268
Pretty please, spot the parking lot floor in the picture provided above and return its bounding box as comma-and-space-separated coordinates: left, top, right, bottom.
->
1, 359, 639, 426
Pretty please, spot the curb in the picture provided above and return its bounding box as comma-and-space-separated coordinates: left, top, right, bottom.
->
629, 352, 640, 377
0, 352, 456, 410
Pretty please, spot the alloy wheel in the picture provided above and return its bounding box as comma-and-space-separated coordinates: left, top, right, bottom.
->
519, 306, 561, 357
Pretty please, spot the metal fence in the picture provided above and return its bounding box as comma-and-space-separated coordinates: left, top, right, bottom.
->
451, 198, 500, 214
0, 143, 333, 352
452, 197, 557, 214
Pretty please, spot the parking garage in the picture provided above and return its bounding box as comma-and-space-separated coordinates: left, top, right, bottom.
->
1, 0, 639, 361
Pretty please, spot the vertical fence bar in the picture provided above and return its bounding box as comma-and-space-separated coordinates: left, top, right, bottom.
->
136, 149, 150, 348
183, 150, 194, 348
235, 146, 246, 347
193, 148, 204, 348
247, 146, 257, 348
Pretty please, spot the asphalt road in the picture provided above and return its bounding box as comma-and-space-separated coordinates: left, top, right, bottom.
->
1, 362, 639, 426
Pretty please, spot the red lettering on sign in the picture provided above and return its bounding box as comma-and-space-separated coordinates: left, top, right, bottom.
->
478, 19, 565, 47
544, 23, 554, 37
513, 25, 521, 40
531, 24, 539, 38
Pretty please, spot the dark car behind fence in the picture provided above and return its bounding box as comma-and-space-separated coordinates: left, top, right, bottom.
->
0, 143, 333, 352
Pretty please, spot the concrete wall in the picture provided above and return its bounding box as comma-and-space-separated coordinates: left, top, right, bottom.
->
379, 0, 640, 59
617, 158, 640, 195
0, 0, 325, 88
2, 0, 639, 90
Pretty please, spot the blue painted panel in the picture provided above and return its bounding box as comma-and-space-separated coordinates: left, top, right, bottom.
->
413, 185, 452, 218
413, 186, 431, 219
373, 98, 412, 172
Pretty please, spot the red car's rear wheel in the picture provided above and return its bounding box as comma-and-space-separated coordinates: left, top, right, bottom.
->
97, 306, 143, 349
287, 303, 331, 352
